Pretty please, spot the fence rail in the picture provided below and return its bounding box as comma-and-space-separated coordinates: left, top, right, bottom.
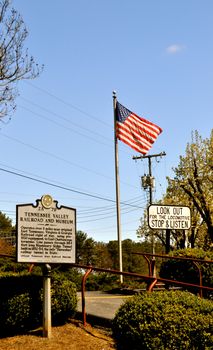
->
0, 253, 213, 326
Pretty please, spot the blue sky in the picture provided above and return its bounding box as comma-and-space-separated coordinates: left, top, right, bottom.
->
0, 0, 212, 242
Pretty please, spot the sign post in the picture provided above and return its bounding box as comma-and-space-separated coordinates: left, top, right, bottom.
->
16, 195, 76, 338
43, 264, 51, 338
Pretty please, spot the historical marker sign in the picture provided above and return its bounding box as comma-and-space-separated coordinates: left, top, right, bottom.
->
148, 204, 191, 230
16, 195, 76, 263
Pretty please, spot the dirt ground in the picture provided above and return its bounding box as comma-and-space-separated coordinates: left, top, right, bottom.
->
0, 320, 116, 350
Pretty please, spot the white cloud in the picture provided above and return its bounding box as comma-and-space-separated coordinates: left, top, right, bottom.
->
166, 44, 185, 54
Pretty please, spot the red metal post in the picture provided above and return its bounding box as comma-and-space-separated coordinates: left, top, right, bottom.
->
28, 264, 34, 273
143, 254, 152, 276
147, 278, 158, 292
193, 261, 203, 298
81, 267, 92, 326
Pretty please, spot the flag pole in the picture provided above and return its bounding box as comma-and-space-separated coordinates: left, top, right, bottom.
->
113, 91, 123, 284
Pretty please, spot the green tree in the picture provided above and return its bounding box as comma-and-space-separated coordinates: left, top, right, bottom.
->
122, 239, 147, 274
137, 130, 213, 250
166, 130, 213, 247
106, 239, 159, 275
0, 211, 12, 233
0, 211, 14, 255
137, 209, 170, 251
107, 240, 119, 270
0, 0, 42, 120
76, 230, 97, 265
93, 241, 112, 268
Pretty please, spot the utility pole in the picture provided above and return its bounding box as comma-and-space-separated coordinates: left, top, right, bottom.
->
133, 152, 166, 276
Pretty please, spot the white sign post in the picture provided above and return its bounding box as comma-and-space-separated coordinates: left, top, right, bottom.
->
16, 195, 76, 338
148, 204, 191, 230
43, 264, 51, 338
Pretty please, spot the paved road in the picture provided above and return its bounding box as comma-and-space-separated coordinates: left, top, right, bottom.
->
77, 291, 132, 320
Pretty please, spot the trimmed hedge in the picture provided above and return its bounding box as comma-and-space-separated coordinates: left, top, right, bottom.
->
159, 248, 213, 298
112, 290, 213, 350
0, 272, 77, 336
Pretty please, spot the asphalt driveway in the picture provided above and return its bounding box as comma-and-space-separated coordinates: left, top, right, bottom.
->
77, 291, 132, 320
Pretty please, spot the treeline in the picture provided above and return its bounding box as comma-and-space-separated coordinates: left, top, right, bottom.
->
0, 229, 163, 278
76, 230, 164, 274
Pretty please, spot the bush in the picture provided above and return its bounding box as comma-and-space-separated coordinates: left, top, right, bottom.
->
159, 248, 213, 298
86, 272, 118, 291
0, 273, 41, 335
51, 265, 83, 290
51, 273, 78, 324
112, 290, 213, 350
0, 272, 77, 336
0, 257, 32, 273
1, 293, 32, 334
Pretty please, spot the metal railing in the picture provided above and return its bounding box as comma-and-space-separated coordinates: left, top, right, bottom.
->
0, 253, 213, 326
68, 260, 213, 326
133, 252, 213, 298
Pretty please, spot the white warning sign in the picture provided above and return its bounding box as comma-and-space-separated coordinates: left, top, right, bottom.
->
148, 205, 191, 230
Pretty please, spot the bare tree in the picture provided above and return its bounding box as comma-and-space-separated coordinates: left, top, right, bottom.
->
0, 0, 43, 120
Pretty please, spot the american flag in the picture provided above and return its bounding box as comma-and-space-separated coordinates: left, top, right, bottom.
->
116, 102, 162, 155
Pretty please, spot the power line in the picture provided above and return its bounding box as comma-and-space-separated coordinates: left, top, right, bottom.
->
0, 166, 115, 203
19, 105, 112, 148
0, 166, 143, 209
24, 81, 111, 128
78, 196, 144, 214
85, 216, 142, 234
19, 96, 112, 143
78, 202, 144, 219
18, 103, 132, 156
1, 132, 137, 189
78, 207, 142, 223
1, 132, 114, 183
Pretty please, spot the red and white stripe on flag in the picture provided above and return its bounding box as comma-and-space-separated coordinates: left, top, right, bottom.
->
116, 102, 162, 155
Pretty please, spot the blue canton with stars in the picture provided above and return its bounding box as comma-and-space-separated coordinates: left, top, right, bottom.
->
116, 102, 132, 122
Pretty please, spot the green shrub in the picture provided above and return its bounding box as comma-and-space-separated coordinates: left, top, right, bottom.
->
0, 258, 32, 273
0, 273, 41, 335
61, 267, 82, 290
51, 266, 83, 290
51, 274, 78, 324
0, 293, 31, 333
112, 290, 213, 350
159, 248, 213, 298
86, 272, 118, 291
0, 272, 77, 336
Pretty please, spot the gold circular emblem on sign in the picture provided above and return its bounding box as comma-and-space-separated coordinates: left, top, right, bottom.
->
41, 194, 53, 209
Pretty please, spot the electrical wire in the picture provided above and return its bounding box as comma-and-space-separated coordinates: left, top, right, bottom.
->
1, 132, 137, 189
1, 132, 113, 183
1, 82, 146, 230
19, 105, 112, 148
77, 198, 145, 216
78, 207, 142, 223
0, 166, 143, 209
24, 81, 111, 128
19, 96, 111, 143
